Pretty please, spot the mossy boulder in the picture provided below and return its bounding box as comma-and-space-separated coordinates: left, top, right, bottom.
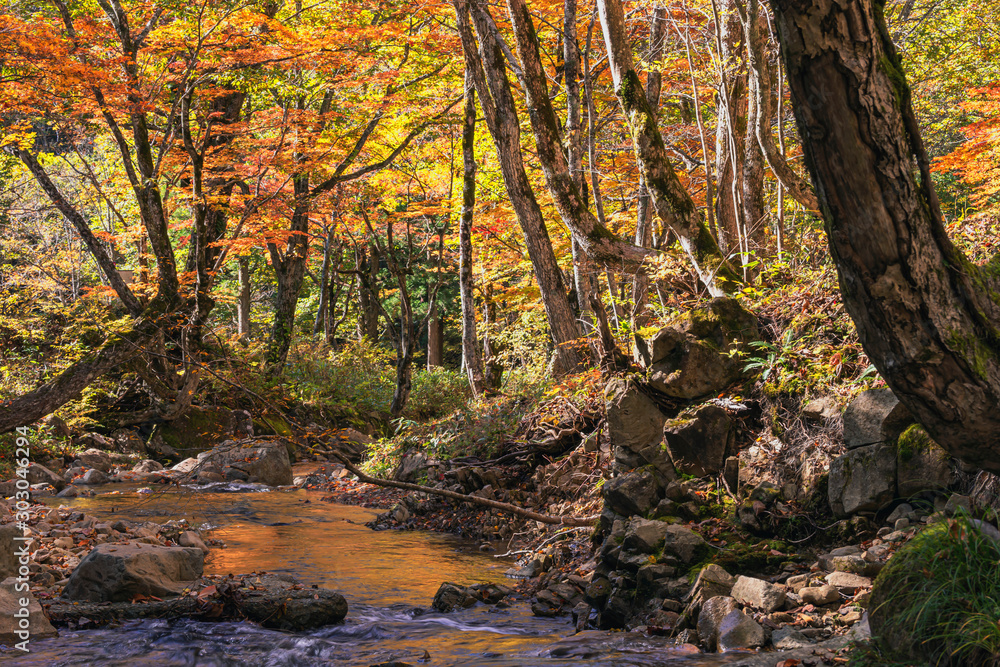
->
869, 516, 1000, 666
895, 424, 956, 497
638, 297, 759, 401
153, 407, 235, 458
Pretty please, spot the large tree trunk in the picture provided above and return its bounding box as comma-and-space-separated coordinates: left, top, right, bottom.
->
771, 0, 1000, 474
459, 70, 487, 397
238, 256, 252, 340
596, 0, 740, 296
265, 173, 311, 371
453, 0, 583, 373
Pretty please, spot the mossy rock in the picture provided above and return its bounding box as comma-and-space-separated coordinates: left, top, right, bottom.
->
895, 424, 956, 497
869, 516, 1000, 666
156, 407, 234, 457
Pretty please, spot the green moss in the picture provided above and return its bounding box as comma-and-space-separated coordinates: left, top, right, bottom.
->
895, 423, 933, 463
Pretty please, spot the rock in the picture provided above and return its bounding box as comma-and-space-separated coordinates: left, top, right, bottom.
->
663, 405, 733, 477
393, 451, 429, 483
842, 388, 914, 450
133, 460, 164, 473
636, 564, 677, 596
825, 571, 872, 592
623, 518, 669, 554
828, 444, 897, 516
0, 524, 21, 580
431, 582, 477, 612
802, 396, 839, 422
55, 486, 79, 498
150, 406, 236, 458
717, 609, 767, 651
195, 439, 293, 487
61, 543, 204, 602
895, 424, 955, 497
48, 573, 346, 631
772, 626, 813, 650
944, 493, 971, 515
42, 414, 72, 438
79, 469, 108, 485
800, 585, 840, 606
723, 456, 740, 494
687, 564, 735, 606
886, 503, 914, 525
730, 575, 786, 613
110, 429, 147, 455
26, 463, 66, 491
76, 432, 115, 451
643, 298, 760, 400
74, 449, 114, 473
572, 602, 592, 632
0, 577, 57, 644
602, 470, 661, 517
172, 458, 201, 474
661, 525, 707, 563
697, 596, 740, 652
604, 378, 672, 477
178, 531, 210, 554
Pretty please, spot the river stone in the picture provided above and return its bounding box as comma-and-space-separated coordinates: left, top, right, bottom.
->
717, 609, 766, 651
772, 626, 813, 650
178, 531, 210, 554
697, 595, 740, 652
730, 575, 786, 613
133, 459, 164, 473
602, 470, 661, 517
800, 585, 841, 606
432, 582, 478, 612
825, 571, 872, 592
79, 469, 108, 485
828, 444, 897, 517
687, 564, 735, 606
0, 524, 21, 580
0, 577, 57, 644
74, 449, 115, 473
895, 424, 955, 497
662, 525, 707, 563
26, 463, 66, 491
62, 543, 204, 602
663, 405, 733, 477
623, 518, 669, 554
196, 439, 293, 487
842, 388, 914, 449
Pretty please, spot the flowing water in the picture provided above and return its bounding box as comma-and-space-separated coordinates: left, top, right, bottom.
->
4, 481, 749, 666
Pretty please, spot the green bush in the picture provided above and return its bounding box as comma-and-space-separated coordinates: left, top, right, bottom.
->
868, 514, 1000, 667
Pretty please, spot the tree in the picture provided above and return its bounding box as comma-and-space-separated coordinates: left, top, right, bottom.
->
769, 0, 1000, 474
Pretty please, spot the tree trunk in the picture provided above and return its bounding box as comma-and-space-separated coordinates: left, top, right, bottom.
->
265, 172, 310, 371
771, 0, 1000, 474
459, 70, 487, 397
596, 0, 740, 296
313, 230, 333, 336
453, 0, 583, 373
238, 256, 251, 340
427, 306, 443, 369
713, 0, 747, 256
744, 0, 819, 212
356, 244, 381, 343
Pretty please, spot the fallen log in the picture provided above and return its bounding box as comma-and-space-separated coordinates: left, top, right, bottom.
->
326, 451, 600, 528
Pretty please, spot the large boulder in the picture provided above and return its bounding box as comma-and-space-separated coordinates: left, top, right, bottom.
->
605, 378, 673, 477
1, 577, 57, 644
730, 575, 786, 613
895, 424, 956, 497
842, 388, 914, 450
661, 524, 707, 563
697, 595, 740, 652
26, 463, 66, 491
828, 444, 897, 517
717, 609, 767, 651
639, 298, 759, 401
150, 406, 237, 458
74, 449, 114, 473
61, 543, 204, 602
602, 470, 661, 517
195, 439, 293, 486
623, 518, 670, 554
663, 405, 733, 477
687, 564, 735, 607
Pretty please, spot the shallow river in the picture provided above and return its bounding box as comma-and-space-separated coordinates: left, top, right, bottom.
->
5, 483, 748, 666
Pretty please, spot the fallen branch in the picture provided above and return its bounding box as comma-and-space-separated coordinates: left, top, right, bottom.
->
326, 450, 601, 528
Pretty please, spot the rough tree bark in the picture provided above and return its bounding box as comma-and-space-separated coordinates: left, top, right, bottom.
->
771, 0, 1000, 474
597, 0, 740, 296
459, 70, 487, 397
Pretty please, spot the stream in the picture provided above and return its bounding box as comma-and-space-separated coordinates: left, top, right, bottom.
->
7, 482, 748, 666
